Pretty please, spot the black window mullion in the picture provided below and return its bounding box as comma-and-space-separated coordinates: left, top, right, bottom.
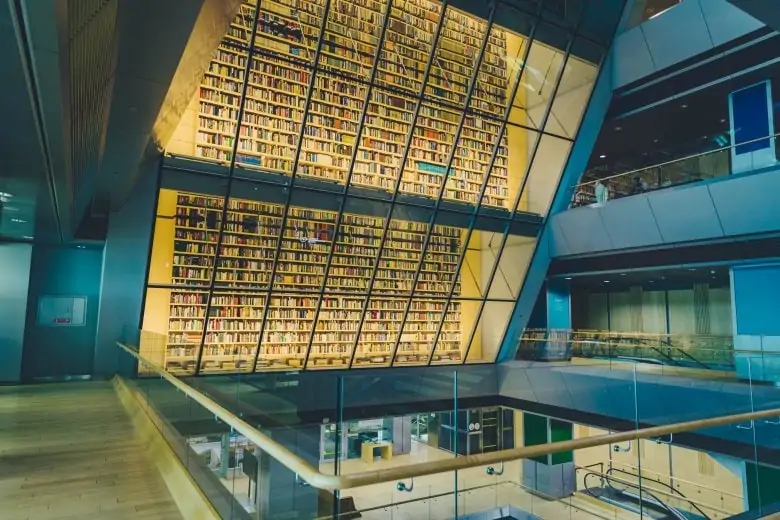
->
345, 0, 453, 369
193, 3, 262, 376
426, 0, 546, 366
301, 0, 396, 370
389, 1, 498, 367
249, 0, 335, 374
467, 2, 589, 364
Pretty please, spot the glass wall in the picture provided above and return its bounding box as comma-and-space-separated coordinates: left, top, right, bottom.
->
145, 0, 612, 374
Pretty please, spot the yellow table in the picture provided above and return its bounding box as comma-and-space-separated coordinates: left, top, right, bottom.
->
361, 441, 393, 464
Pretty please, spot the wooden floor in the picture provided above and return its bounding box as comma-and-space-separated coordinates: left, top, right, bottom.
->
0, 380, 183, 520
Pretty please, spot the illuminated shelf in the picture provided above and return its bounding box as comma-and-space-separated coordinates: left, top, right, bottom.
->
189, 0, 511, 208
159, 191, 465, 372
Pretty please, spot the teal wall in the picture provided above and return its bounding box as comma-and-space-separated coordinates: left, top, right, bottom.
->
21, 244, 103, 379
746, 462, 780, 511
0, 243, 33, 382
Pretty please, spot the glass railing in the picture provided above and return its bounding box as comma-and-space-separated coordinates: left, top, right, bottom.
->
519, 329, 735, 370
572, 133, 780, 208
115, 335, 780, 519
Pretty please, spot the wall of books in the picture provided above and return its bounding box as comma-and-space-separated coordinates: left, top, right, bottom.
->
142, 188, 537, 372
166, 0, 589, 213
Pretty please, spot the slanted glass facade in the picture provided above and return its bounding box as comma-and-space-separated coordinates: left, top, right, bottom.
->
142, 0, 623, 374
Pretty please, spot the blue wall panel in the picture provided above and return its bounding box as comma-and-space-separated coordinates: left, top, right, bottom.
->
599, 196, 663, 250
648, 184, 724, 243
22, 245, 103, 379
708, 168, 780, 236
731, 265, 780, 336
552, 207, 612, 256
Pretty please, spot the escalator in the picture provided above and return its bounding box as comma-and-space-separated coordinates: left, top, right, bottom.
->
582, 467, 710, 520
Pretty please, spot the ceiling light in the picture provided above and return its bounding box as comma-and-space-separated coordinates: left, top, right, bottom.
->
710, 270, 716, 274
653, 139, 659, 143
22, 235, 33, 240
614, 126, 622, 131
604, 280, 610, 283
681, 104, 688, 108
620, 273, 626, 276
599, 154, 606, 159
720, 119, 726, 123
688, 268, 697, 271
76, 245, 86, 249
565, 277, 572, 280
10, 218, 25, 223
0, 192, 12, 202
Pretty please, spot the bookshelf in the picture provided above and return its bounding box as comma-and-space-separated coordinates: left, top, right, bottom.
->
143, 189, 476, 372
170, 0, 522, 209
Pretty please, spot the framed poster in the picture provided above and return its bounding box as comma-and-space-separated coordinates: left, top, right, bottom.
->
37, 296, 87, 327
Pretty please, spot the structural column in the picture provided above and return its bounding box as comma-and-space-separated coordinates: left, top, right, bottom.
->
730, 264, 780, 382
521, 413, 575, 499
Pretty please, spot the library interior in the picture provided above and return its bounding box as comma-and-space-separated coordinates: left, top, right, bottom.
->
140, 0, 600, 374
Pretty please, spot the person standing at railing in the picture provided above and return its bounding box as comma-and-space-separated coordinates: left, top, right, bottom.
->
594, 179, 609, 203
630, 175, 648, 195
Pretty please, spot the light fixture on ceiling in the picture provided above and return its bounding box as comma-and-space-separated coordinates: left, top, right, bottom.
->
10, 218, 25, 223
688, 268, 697, 271
681, 104, 688, 108
0, 192, 12, 202
599, 154, 606, 159
653, 139, 659, 143
565, 277, 572, 280
620, 273, 627, 276
720, 119, 726, 123
604, 280, 610, 283
22, 235, 33, 240
614, 126, 622, 131
76, 245, 86, 249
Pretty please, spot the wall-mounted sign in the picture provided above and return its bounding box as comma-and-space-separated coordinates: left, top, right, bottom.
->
37, 296, 87, 327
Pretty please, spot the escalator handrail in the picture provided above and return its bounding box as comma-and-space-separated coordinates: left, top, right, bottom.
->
606, 467, 712, 520
580, 468, 691, 520
658, 338, 713, 370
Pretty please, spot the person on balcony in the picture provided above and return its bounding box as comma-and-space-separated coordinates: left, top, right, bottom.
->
594, 179, 609, 203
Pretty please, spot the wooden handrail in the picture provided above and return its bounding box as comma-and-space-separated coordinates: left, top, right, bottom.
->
117, 342, 780, 491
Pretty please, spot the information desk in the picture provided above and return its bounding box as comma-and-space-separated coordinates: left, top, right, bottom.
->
360, 440, 393, 464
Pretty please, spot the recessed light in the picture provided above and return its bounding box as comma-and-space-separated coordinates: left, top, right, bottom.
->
614, 126, 622, 131
661, 276, 666, 280
720, 119, 726, 123
620, 273, 626, 276
649, 280, 655, 283
710, 270, 716, 274
604, 280, 610, 283
10, 218, 25, 223
22, 235, 33, 240
688, 268, 696, 271
565, 277, 572, 280
599, 154, 606, 159
653, 139, 659, 143
681, 104, 688, 108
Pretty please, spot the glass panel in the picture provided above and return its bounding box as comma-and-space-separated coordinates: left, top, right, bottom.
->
414, 209, 463, 299
431, 298, 476, 365
200, 289, 260, 374
142, 288, 197, 374
405, 101, 461, 200
316, 0, 385, 82
514, 23, 569, 130
467, 300, 513, 363
488, 233, 538, 300
326, 202, 388, 295
298, 71, 368, 184
544, 39, 601, 139
273, 205, 334, 292
170, 190, 221, 286
519, 133, 572, 216
189, 43, 250, 166
257, 292, 313, 369
459, 222, 501, 299
352, 297, 408, 367
306, 294, 361, 369
394, 297, 445, 365
354, 86, 415, 193
506, 126, 541, 214
370, 204, 430, 297
423, 6, 486, 110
